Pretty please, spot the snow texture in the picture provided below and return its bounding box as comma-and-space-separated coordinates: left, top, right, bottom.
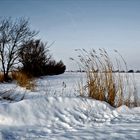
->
0, 72, 140, 140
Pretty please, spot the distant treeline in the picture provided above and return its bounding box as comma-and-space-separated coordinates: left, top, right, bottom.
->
67, 70, 140, 73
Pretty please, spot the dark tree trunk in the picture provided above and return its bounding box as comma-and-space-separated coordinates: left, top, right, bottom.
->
3, 72, 11, 82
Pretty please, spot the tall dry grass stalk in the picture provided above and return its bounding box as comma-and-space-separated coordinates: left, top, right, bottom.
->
11, 71, 35, 90
0, 72, 4, 82
73, 48, 138, 107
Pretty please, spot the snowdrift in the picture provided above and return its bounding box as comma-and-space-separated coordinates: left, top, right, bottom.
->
0, 97, 140, 139
0, 97, 117, 126
0, 72, 140, 139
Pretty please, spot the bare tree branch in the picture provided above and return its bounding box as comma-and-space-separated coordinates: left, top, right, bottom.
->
0, 17, 38, 81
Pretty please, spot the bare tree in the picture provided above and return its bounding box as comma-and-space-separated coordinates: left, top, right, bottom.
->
0, 17, 37, 81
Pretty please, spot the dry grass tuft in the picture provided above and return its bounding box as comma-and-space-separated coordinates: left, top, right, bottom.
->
73, 48, 138, 107
0, 72, 4, 82
11, 71, 35, 90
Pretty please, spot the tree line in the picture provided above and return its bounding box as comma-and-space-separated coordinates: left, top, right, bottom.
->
0, 17, 66, 81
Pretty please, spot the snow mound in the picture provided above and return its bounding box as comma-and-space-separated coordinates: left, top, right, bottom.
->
0, 97, 140, 139
0, 97, 118, 127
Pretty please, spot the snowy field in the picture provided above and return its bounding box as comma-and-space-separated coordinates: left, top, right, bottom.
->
0, 72, 140, 139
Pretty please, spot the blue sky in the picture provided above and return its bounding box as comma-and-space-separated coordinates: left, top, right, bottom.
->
0, 0, 140, 70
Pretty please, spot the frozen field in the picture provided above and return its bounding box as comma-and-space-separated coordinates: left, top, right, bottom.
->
0, 72, 140, 139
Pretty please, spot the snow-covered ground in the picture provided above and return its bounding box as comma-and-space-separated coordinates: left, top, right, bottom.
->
0, 72, 140, 140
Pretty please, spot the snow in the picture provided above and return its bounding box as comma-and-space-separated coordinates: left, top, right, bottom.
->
0, 72, 140, 139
